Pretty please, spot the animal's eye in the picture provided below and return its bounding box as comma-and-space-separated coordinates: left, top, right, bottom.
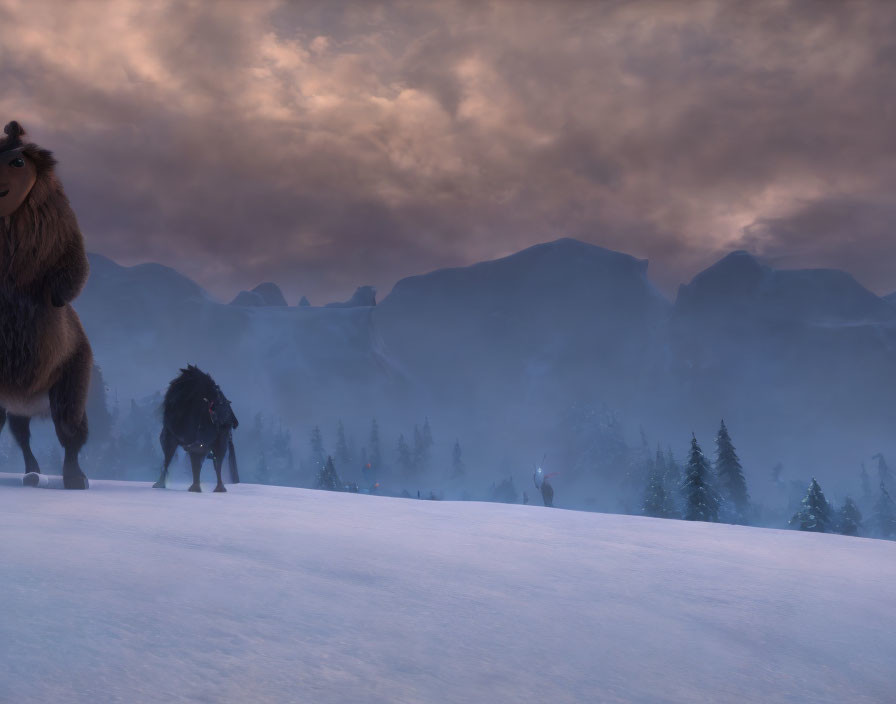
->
9, 157, 25, 168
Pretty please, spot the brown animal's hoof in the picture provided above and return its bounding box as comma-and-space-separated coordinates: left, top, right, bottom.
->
152, 480, 166, 489
214, 484, 227, 493
188, 483, 202, 493
63, 473, 89, 490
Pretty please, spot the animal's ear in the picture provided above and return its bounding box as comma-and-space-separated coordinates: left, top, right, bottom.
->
3, 121, 25, 139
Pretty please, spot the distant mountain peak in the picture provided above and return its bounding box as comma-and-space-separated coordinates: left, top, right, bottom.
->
85, 252, 206, 301
325, 285, 377, 308
677, 250, 895, 323
251, 283, 288, 307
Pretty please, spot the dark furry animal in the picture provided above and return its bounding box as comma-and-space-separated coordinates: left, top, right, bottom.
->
0, 121, 92, 489
153, 365, 239, 492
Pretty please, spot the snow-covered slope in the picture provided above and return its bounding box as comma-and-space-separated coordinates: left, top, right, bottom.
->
2, 474, 893, 704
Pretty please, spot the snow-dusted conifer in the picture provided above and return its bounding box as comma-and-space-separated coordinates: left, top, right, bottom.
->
309, 426, 326, 475
316, 455, 341, 491
874, 454, 892, 493
642, 458, 669, 518
657, 447, 679, 518
682, 434, 720, 522
715, 420, 749, 523
422, 418, 434, 456
412, 424, 424, 473
790, 478, 833, 533
664, 447, 683, 517
368, 418, 383, 476
451, 439, 465, 478
837, 497, 862, 537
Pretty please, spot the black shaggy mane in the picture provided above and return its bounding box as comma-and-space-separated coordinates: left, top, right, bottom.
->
163, 365, 220, 428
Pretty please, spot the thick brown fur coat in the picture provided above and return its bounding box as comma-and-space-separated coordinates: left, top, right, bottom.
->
0, 121, 92, 487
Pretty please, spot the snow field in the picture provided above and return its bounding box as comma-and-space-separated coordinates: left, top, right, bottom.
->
1, 473, 894, 703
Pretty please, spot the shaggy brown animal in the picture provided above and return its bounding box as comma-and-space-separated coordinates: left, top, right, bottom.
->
0, 121, 92, 489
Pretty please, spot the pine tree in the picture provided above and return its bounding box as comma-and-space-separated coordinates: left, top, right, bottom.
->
335, 420, 351, 468
396, 433, 413, 478
682, 434, 720, 522
656, 447, 679, 518
874, 454, 892, 494
642, 457, 669, 518
422, 417, 434, 455
451, 439, 465, 478
309, 426, 326, 476
368, 418, 382, 476
771, 462, 784, 487
790, 478, 833, 533
873, 482, 896, 539
316, 455, 341, 491
665, 447, 682, 493
837, 497, 862, 537
714, 420, 750, 524
412, 424, 424, 474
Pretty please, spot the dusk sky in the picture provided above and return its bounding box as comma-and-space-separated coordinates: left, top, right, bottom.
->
1, 0, 894, 304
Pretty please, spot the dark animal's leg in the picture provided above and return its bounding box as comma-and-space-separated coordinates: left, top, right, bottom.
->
212, 433, 228, 492
153, 427, 179, 489
188, 452, 204, 492
8, 415, 41, 474
48, 341, 92, 490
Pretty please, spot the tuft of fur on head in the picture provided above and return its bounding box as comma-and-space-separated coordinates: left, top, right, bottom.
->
1, 121, 57, 174
163, 365, 230, 428
1, 120, 79, 288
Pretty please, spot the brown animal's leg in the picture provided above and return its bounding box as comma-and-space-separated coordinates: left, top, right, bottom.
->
212, 433, 228, 492
8, 415, 41, 475
48, 342, 91, 490
188, 452, 204, 492
153, 427, 179, 489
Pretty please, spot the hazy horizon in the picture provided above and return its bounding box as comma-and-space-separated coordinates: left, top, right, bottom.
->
87, 237, 896, 307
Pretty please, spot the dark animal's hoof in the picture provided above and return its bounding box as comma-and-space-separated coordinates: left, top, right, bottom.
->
214, 484, 227, 493
63, 473, 89, 490
152, 480, 166, 489
188, 483, 202, 493
23, 472, 41, 487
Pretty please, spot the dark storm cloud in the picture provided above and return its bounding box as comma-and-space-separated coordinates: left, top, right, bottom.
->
740, 198, 896, 295
0, 0, 894, 302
